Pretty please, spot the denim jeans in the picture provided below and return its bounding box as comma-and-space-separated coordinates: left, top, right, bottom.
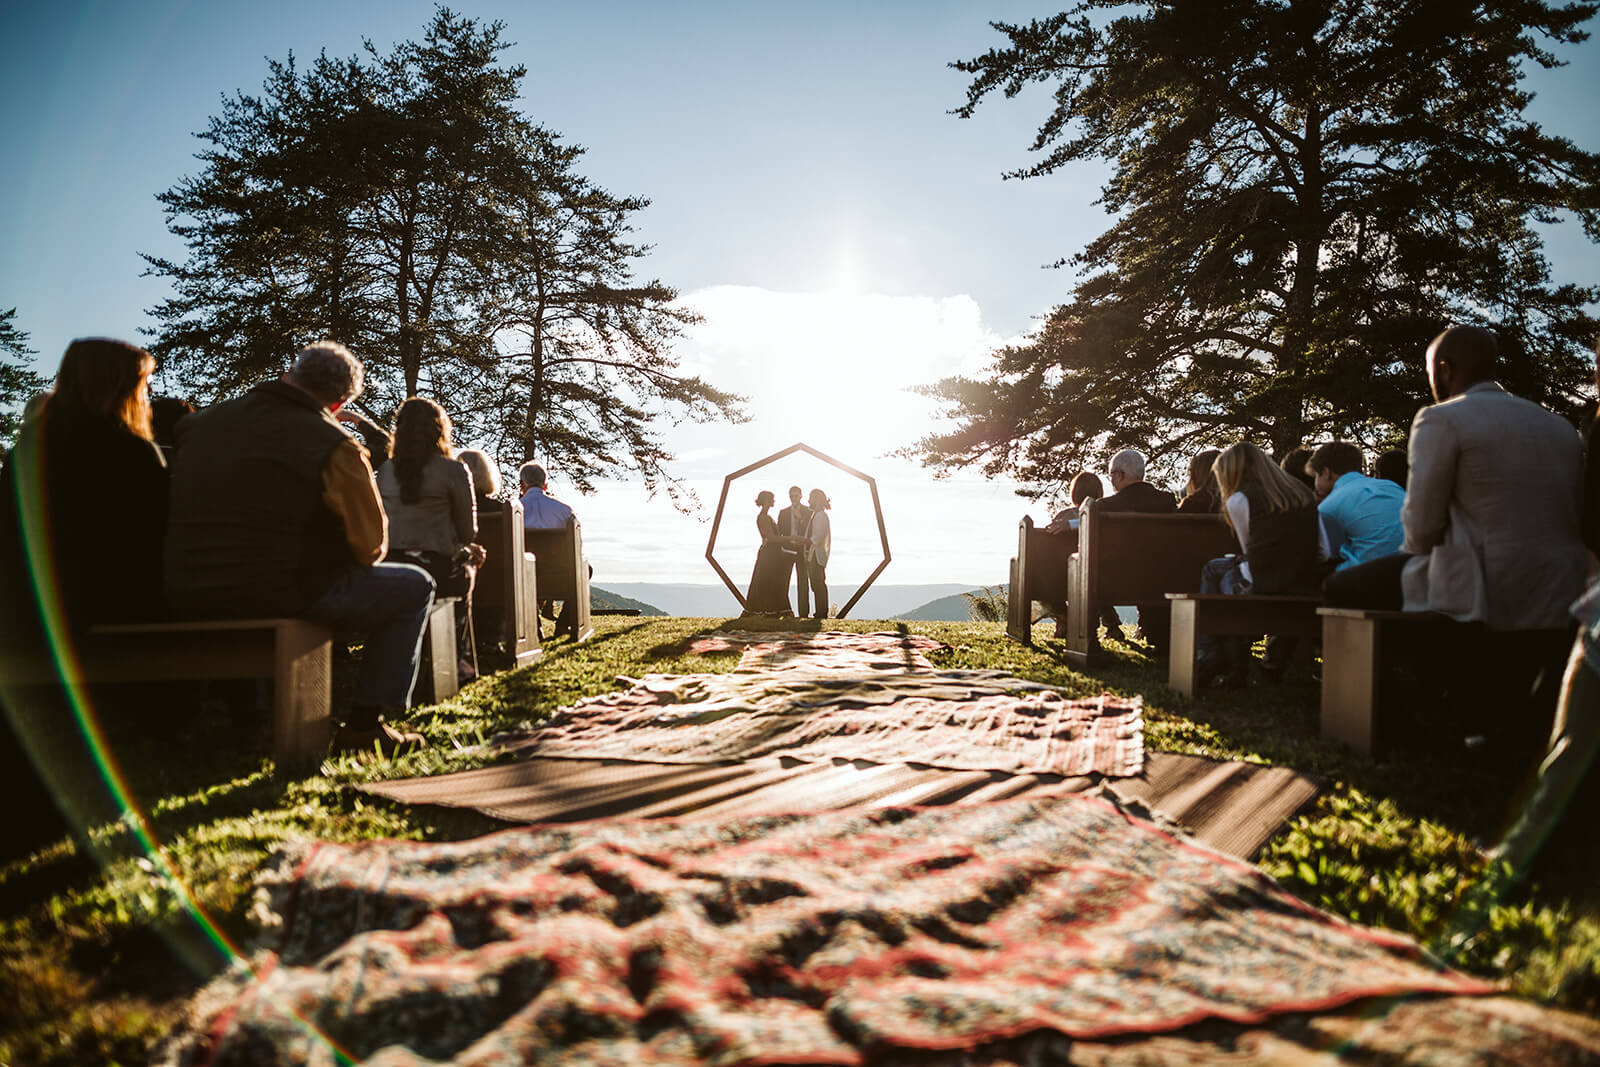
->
1198, 556, 1251, 667
305, 563, 435, 711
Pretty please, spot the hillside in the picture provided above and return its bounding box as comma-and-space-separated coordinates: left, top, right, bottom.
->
590, 585, 667, 616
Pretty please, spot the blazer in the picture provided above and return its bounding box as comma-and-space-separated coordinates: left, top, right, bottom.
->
1400, 381, 1587, 630
807, 510, 831, 568
777, 503, 812, 558
378, 454, 477, 559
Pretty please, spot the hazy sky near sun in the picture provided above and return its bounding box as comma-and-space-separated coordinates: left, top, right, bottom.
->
3, 1, 1597, 588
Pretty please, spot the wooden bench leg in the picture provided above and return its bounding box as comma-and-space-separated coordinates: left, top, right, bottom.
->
1168, 598, 1200, 699
1321, 613, 1381, 755
419, 598, 460, 704
272, 621, 332, 772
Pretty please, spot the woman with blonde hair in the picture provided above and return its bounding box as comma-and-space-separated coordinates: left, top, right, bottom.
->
457, 449, 503, 515
1, 338, 168, 637
1195, 442, 1326, 686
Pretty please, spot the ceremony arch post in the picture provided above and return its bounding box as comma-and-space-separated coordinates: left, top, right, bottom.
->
705, 442, 891, 619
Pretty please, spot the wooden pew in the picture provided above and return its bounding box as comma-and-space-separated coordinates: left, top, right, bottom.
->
415, 597, 462, 705
1318, 607, 1455, 756
1166, 593, 1323, 698
1006, 515, 1074, 646
1062, 499, 1237, 667
0, 619, 332, 772
475, 501, 542, 668
524, 516, 594, 642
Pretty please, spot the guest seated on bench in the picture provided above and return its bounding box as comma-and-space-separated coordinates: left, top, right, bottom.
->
378, 398, 485, 684
164, 341, 435, 757
1045, 471, 1104, 535
1324, 326, 1586, 753
1176, 449, 1222, 514
1097, 448, 1177, 647
459, 449, 505, 516
1307, 441, 1404, 570
520, 461, 587, 637
1, 338, 168, 643
1195, 442, 1327, 688
1374, 448, 1408, 488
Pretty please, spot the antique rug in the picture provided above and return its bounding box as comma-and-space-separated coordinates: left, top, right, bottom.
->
684, 630, 949, 673
496, 671, 1144, 778
161, 794, 1491, 1067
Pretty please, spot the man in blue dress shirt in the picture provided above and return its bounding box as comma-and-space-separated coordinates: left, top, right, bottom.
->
518, 462, 576, 530
1306, 441, 1405, 570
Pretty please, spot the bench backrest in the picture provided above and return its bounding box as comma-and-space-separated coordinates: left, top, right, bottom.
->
1007, 515, 1075, 643
524, 516, 591, 636
1064, 499, 1237, 659
478, 500, 540, 663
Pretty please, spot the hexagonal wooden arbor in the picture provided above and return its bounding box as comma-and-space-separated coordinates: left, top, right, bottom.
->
705, 442, 891, 619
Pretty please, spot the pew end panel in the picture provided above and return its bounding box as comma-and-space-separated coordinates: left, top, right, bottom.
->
524, 516, 594, 643
1063, 501, 1237, 667
1165, 594, 1323, 699
476, 502, 542, 668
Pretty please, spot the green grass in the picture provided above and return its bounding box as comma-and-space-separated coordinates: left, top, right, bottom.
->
1, 616, 1596, 1063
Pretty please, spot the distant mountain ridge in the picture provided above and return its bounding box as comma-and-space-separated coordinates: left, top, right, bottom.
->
594, 582, 987, 620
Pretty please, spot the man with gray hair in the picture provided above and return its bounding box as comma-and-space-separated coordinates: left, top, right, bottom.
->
518, 462, 575, 531
165, 341, 435, 756
1095, 446, 1178, 648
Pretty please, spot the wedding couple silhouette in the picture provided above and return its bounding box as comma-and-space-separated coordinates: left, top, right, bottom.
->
746, 485, 831, 619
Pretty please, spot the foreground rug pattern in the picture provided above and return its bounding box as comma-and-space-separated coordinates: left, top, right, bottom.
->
163, 795, 1489, 1066
498, 671, 1144, 778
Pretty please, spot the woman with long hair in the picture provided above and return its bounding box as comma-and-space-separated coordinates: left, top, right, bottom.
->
376, 398, 485, 677
1177, 448, 1222, 514
1, 338, 168, 637
1195, 442, 1326, 686
743, 490, 794, 615
0, 339, 168, 859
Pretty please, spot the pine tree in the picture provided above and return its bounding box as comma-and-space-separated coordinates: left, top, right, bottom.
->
911, 0, 1600, 488
143, 8, 742, 497
0, 308, 47, 446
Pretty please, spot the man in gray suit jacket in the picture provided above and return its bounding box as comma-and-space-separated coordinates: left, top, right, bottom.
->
1326, 326, 1586, 752
1326, 325, 1587, 624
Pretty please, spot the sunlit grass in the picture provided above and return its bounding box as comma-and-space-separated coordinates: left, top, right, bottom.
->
1, 616, 1595, 1063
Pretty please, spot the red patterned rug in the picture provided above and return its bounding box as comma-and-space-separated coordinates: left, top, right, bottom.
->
497, 671, 1144, 778
161, 795, 1491, 1066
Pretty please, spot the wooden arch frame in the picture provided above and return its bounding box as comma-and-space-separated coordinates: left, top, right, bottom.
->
705, 442, 891, 619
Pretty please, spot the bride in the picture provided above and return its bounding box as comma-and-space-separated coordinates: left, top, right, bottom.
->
744, 490, 795, 615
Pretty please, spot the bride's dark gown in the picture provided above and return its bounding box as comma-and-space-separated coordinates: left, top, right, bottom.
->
745, 511, 794, 614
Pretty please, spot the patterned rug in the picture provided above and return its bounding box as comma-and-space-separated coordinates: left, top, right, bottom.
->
685, 631, 949, 673
496, 671, 1143, 778
160, 795, 1491, 1067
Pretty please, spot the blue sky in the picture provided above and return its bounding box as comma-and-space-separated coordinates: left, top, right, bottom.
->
3, 2, 1597, 588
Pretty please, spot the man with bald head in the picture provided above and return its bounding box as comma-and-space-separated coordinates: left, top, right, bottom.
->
1327, 325, 1586, 621
1326, 326, 1586, 751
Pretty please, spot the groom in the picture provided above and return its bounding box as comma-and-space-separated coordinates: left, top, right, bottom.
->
776, 485, 812, 617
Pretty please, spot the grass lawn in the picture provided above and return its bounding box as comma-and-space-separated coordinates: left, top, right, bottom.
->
1, 616, 1596, 1064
